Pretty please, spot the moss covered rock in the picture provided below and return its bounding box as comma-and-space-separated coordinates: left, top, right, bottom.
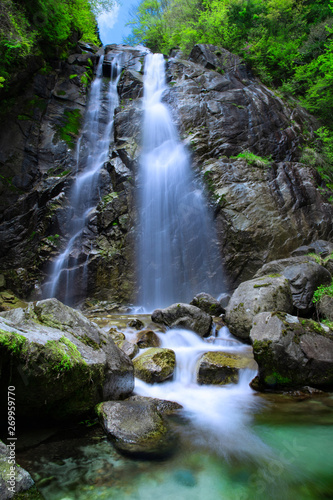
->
133, 348, 175, 383
0, 299, 134, 421
197, 351, 254, 385
96, 398, 177, 457
250, 311, 333, 390
190, 292, 224, 316
225, 275, 293, 340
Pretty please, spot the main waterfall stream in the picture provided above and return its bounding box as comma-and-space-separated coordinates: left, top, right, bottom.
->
138, 53, 223, 309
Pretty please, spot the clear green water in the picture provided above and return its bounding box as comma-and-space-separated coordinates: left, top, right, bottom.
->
16, 393, 333, 500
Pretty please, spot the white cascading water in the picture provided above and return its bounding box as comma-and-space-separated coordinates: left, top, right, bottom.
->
138, 53, 224, 310
134, 327, 269, 461
43, 55, 122, 305
134, 53, 268, 462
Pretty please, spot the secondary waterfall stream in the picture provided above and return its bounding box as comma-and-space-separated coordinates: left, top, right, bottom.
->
43, 54, 122, 305
138, 53, 223, 310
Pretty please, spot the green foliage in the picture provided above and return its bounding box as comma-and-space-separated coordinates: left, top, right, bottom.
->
313, 280, 333, 304
0, 0, 106, 88
232, 150, 271, 167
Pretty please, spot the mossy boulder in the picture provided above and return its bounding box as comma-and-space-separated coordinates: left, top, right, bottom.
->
197, 351, 254, 385
152, 303, 212, 337
95, 398, 177, 457
133, 348, 176, 383
190, 292, 224, 316
0, 298, 134, 421
225, 275, 293, 340
250, 311, 333, 390
134, 329, 160, 348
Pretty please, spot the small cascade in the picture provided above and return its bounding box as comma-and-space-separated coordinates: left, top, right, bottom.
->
138, 53, 224, 310
135, 327, 267, 460
43, 54, 122, 305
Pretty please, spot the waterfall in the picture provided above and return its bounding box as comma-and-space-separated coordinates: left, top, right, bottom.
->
138, 53, 223, 310
43, 54, 122, 305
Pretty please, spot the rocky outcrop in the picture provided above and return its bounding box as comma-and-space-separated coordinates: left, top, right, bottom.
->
152, 303, 212, 337
225, 275, 293, 340
1, 42, 333, 304
0, 298, 134, 420
133, 348, 176, 383
255, 256, 331, 314
96, 396, 178, 457
250, 311, 333, 390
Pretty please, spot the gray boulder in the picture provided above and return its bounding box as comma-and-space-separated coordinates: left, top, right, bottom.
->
152, 303, 212, 337
225, 275, 293, 339
118, 339, 139, 359
190, 292, 224, 316
133, 348, 176, 383
0, 298, 134, 420
250, 311, 333, 390
255, 257, 331, 313
95, 398, 177, 457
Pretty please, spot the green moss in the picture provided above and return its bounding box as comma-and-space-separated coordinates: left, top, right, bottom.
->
253, 283, 272, 288
55, 108, 83, 149
44, 336, 86, 373
231, 150, 272, 168
313, 279, 333, 304
264, 371, 291, 385
0, 331, 28, 356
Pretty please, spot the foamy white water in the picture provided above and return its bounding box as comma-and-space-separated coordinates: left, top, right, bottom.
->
137, 53, 224, 310
134, 327, 270, 461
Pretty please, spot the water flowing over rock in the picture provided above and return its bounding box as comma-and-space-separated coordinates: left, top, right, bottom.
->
0, 43, 333, 301
137, 53, 223, 309
250, 311, 333, 390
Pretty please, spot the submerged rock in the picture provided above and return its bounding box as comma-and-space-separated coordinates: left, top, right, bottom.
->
152, 303, 212, 337
250, 311, 333, 390
255, 256, 331, 313
96, 398, 177, 457
190, 292, 224, 316
133, 348, 176, 383
197, 351, 253, 385
0, 298, 134, 421
225, 275, 293, 340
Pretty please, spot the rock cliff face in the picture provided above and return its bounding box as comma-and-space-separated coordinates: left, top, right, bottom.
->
0, 43, 332, 304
